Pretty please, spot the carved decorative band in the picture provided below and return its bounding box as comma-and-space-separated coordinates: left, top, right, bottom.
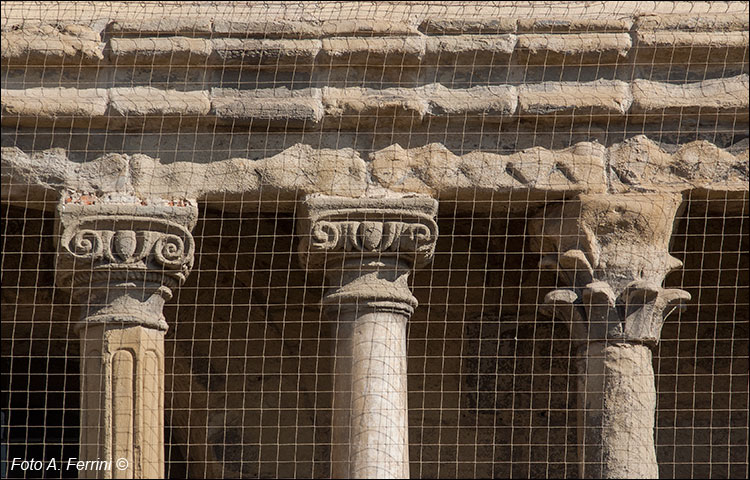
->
310, 220, 435, 255
57, 215, 194, 288
302, 214, 437, 268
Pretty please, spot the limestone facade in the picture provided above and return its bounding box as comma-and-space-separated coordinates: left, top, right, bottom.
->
1, 2, 748, 479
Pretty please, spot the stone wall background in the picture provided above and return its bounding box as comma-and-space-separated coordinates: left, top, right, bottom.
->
1, 1, 748, 478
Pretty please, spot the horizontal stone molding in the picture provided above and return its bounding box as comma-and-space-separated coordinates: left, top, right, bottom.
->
3, 12, 747, 67
3, 136, 747, 214
3, 76, 747, 128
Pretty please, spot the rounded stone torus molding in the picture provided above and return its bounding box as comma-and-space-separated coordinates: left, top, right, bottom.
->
298, 194, 438, 313
55, 197, 198, 330
528, 192, 691, 344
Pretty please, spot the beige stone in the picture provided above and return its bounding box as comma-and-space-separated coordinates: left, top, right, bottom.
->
107, 18, 212, 35
634, 31, 749, 63
320, 36, 425, 64
516, 17, 634, 32
518, 80, 632, 116
212, 19, 322, 38
530, 193, 691, 478
631, 75, 749, 118
210, 87, 324, 125
516, 33, 631, 64
634, 13, 750, 31
0, 24, 103, 65
109, 37, 212, 64
109, 87, 211, 117
423, 34, 516, 63
577, 342, 658, 479
210, 38, 321, 67
419, 18, 517, 34
80, 325, 165, 479
1, 87, 108, 127
299, 195, 438, 478
609, 135, 750, 193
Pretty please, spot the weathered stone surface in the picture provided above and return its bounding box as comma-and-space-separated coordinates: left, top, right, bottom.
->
517, 17, 633, 32
210, 38, 321, 67
109, 87, 211, 117
322, 84, 516, 125
109, 37, 212, 64
419, 18, 517, 34
212, 19, 323, 38
211, 87, 324, 125
320, 20, 418, 37
322, 86, 430, 125
424, 35, 516, 63
1, 24, 103, 64
634, 31, 749, 63
631, 75, 749, 119
1, 88, 108, 126
518, 80, 632, 116
634, 13, 750, 32
320, 36, 425, 64
107, 18, 212, 35
79, 325, 166, 479
516, 33, 631, 63
609, 136, 750, 193
426, 84, 517, 117
576, 342, 659, 479
370, 142, 607, 196
530, 193, 690, 478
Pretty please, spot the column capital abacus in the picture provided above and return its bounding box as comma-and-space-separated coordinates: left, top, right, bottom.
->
298, 194, 438, 315
55, 195, 198, 331
529, 193, 690, 345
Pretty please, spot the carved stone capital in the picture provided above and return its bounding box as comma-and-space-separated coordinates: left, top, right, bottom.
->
529, 193, 690, 344
298, 194, 438, 314
55, 197, 198, 330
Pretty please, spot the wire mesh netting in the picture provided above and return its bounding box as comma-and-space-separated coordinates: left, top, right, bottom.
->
1, 1, 748, 479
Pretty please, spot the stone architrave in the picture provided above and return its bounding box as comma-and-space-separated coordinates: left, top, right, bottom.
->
529, 193, 691, 479
298, 194, 438, 479
55, 196, 197, 479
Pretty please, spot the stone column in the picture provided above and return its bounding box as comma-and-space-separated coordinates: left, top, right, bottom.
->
529, 193, 691, 479
298, 195, 438, 479
55, 196, 196, 479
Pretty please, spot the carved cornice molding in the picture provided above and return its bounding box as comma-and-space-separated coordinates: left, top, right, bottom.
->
529, 193, 691, 344
298, 195, 438, 314
56, 199, 198, 295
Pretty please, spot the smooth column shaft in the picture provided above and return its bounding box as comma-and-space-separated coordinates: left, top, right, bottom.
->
331, 308, 410, 479
577, 342, 658, 479
80, 324, 165, 479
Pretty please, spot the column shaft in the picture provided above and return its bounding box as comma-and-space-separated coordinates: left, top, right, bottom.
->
80, 325, 164, 479
332, 309, 410, 479
577, 342, 658, 479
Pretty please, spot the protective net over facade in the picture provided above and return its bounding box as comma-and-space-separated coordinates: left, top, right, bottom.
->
1, 2, 748, 478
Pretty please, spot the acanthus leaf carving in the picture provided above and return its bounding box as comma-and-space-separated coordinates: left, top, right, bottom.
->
531, 193, 691, 344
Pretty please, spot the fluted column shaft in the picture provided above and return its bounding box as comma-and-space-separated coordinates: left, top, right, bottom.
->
56, 198, 196, 479
530, 193, 690, 479
299, 195, 438, 479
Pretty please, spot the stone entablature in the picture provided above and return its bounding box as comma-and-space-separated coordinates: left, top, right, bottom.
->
3, 137, 748, 215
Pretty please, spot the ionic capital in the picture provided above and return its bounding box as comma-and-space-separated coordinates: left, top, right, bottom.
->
529, 193, 690, 344
55, 194, 198, 330
298, 194, 438, 314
